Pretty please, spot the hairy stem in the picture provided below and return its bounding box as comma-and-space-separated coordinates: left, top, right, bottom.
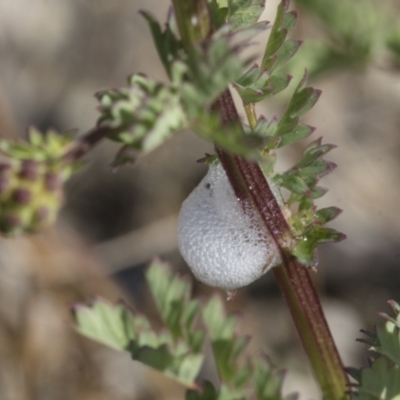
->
172, 1, 349, 398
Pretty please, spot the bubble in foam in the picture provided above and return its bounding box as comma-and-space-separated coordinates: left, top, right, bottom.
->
178, 163, 282, 290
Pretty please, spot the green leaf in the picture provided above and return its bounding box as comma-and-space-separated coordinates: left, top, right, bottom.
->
73, 260, 206, 388
193, 112, 264, 159
146, 259, 205, 351
228, 0, 265, 30
234, 66, 292, 105
97, 74, 188, 163
280, 173, 309, 195
74, 299, 136, 350
261, 0, 298, 71
352, 303, 400, 399
273, 39, 302, 72
209, 0, 229, 28
292, 226, 345, 266
182, 22, 267, 112
202, 296, 249, 383
277, 124, 314, 148
252, 355, 297, 400
282, 10, 298, 33
315, 206, 342, 224
140, 11, 182, 78
355, 358, 400, 400
295, 137, 336, 168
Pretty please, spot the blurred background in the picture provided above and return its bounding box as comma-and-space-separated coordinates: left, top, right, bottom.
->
0, 0, 399, 398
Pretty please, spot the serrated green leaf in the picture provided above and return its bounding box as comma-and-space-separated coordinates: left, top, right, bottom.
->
73, 261, 207, 388
74, 300, 136, 350
352, 302, 400, 399
355, 358, 400, 400
376, 327, 400, 367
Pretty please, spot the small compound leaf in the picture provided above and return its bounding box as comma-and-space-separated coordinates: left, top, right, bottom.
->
73, 299, 135, 351
73, 261, 206, 388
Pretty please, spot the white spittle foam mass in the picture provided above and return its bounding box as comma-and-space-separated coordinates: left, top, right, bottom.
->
178, 163, 282, 291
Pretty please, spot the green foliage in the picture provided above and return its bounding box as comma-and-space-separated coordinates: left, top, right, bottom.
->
234, 0, 299, 105
228, 0, 265, 30
98, 15, 269, 162
273, 135, 344, 265
146, 259, 205, 352
96, 73, 188, 164
74, 260, 205, 388
289, 0, 398, 78
74, 260, 294, 399
180, 22, 267, 113
348, 301, 400, 400
202, 296, 250, 384
140, 11, 183, 78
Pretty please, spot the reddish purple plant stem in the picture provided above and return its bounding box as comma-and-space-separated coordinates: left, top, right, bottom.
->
213, 89, 349, 399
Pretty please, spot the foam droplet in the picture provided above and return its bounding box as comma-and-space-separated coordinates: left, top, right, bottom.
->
178, 163, 282, 290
